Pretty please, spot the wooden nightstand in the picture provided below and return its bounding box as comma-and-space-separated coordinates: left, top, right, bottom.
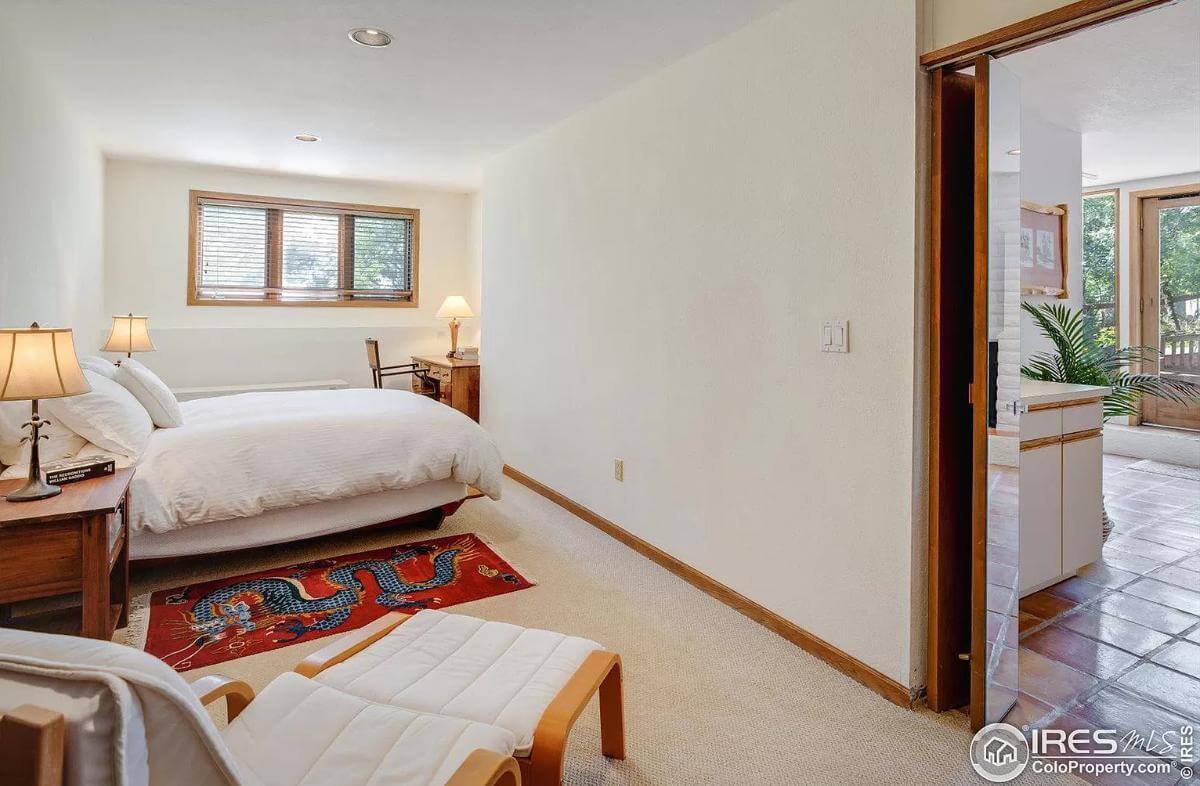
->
0, 469, 133, 640
411, 355, 480, 422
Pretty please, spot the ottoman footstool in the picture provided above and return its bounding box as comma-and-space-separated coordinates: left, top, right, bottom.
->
295, 610, 625, 786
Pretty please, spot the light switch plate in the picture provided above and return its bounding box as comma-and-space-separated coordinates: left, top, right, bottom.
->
821, 320, 849, 353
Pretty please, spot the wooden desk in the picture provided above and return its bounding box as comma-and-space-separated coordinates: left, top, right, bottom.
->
411, 355, 480, 422
0, 469, 133, 639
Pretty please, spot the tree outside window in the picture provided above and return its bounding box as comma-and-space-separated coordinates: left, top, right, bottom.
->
1081, 192, 1117, 350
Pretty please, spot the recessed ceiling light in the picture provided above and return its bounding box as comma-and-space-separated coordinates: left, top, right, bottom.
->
294, 134, 320, 142
1006, 148, 1021, 155
349, 27, 392, 47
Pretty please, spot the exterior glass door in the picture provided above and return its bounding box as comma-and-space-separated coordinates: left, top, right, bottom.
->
1141, 193, 1200, 429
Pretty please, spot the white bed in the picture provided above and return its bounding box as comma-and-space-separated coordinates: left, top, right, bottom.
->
85, 388, 503, 560
129, 480, 468, 560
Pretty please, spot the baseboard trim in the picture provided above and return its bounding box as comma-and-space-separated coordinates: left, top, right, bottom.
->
503, 465, 915, 708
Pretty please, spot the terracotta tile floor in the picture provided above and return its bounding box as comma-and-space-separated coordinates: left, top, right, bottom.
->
1013, 454, 1200, 782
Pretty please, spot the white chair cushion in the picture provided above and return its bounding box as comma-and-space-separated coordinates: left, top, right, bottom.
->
0, 628, 240, 786
314, 610, 603, 757
223, 672, 515, 786
42, 370, 153, 459
114, 358, 182, 428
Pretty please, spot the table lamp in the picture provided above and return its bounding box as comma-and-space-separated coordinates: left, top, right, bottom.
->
435, 296, 475, 357
101, 313, 156, 359
0, 324, 91, 502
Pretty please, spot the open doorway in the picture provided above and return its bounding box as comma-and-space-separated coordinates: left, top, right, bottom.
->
925, 0, 1200, 765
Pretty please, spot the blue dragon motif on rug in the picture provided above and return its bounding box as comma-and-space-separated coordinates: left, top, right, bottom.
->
159, 541, 473, 665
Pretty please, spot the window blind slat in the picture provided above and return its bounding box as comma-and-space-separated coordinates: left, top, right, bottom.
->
193, 196, 415, 304
198, 204, 267, 290
282, 212, 340, 290
352, 216, 412, 292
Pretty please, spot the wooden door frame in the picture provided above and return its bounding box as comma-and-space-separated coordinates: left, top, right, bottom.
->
921, 0, 1175, 721
920, 0, 1174, 70
1133, 186, 1200, 426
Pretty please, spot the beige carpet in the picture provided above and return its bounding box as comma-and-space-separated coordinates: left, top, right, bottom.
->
122, 477, 1076, 785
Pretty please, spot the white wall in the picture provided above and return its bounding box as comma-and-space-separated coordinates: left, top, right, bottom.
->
483, 1, 921, 687
0, 26, 104, 337
103, 159, 479, 388
1020, 114, 1084, 361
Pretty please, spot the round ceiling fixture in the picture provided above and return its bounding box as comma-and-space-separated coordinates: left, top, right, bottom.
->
294, 134, 320, 143
348, 28, 392, 47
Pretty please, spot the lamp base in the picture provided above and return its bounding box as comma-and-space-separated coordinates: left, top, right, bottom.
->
447, 317, 461, 358
6, 476, 62, 503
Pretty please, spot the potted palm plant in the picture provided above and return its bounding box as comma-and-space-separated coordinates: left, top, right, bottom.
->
1021, 301, 1200, 540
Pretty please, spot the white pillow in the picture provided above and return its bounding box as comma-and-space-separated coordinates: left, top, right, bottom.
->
79, 355, 118, 380
114, 358, 182, 428
0, 401, 86, 468
42, 371, 153, 459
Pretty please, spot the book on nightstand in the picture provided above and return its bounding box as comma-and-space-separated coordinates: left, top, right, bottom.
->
42, 455, 117, 486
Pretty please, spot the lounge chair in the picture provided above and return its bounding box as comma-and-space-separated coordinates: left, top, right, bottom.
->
0, 627, 520, 786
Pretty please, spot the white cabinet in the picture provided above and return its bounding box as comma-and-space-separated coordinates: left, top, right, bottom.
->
1063, 435, 1104, 572
1020, 444, 1063, 594
1017, 397, 1106, 596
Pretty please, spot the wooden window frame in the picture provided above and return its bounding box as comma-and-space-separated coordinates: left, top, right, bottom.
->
187, 190, 420, 308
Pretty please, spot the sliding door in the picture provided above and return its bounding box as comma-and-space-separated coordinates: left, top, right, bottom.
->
927, 66, 977, 715
928, 56, 1024, 730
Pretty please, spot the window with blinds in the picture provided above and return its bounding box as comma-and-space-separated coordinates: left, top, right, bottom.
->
189, 191, 418, 306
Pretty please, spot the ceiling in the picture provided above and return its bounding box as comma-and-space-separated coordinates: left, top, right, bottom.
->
1003, 0, 1200, 186
0, 0, 790, 189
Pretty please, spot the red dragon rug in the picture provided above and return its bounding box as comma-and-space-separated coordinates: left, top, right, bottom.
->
142, 533, 533, 671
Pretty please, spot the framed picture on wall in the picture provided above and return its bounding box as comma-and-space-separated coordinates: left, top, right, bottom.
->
1020, 201, 1068, 298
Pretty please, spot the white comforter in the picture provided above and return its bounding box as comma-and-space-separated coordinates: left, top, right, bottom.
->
125, 389, 503, 535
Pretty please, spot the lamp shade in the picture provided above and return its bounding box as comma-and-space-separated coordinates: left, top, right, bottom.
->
0, 325, 91, 401
435, 296, 475, 319
101, 314, 156, 354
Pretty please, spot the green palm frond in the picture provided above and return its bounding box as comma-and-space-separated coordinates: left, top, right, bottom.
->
1020, 301, 1200, 421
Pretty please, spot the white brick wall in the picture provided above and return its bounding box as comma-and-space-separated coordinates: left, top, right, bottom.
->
990, 170, 1021, 431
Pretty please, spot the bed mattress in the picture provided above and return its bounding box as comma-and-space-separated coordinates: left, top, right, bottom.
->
129, 480, 467, 559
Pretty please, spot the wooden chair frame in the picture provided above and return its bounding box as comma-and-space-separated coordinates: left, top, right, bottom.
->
365, 338, 441, 397
295, 612, 626, 786
0, 705, 65, 786
0, 630, 521, 786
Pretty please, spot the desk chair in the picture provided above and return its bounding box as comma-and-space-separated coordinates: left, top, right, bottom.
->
366, 338, 440, 398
